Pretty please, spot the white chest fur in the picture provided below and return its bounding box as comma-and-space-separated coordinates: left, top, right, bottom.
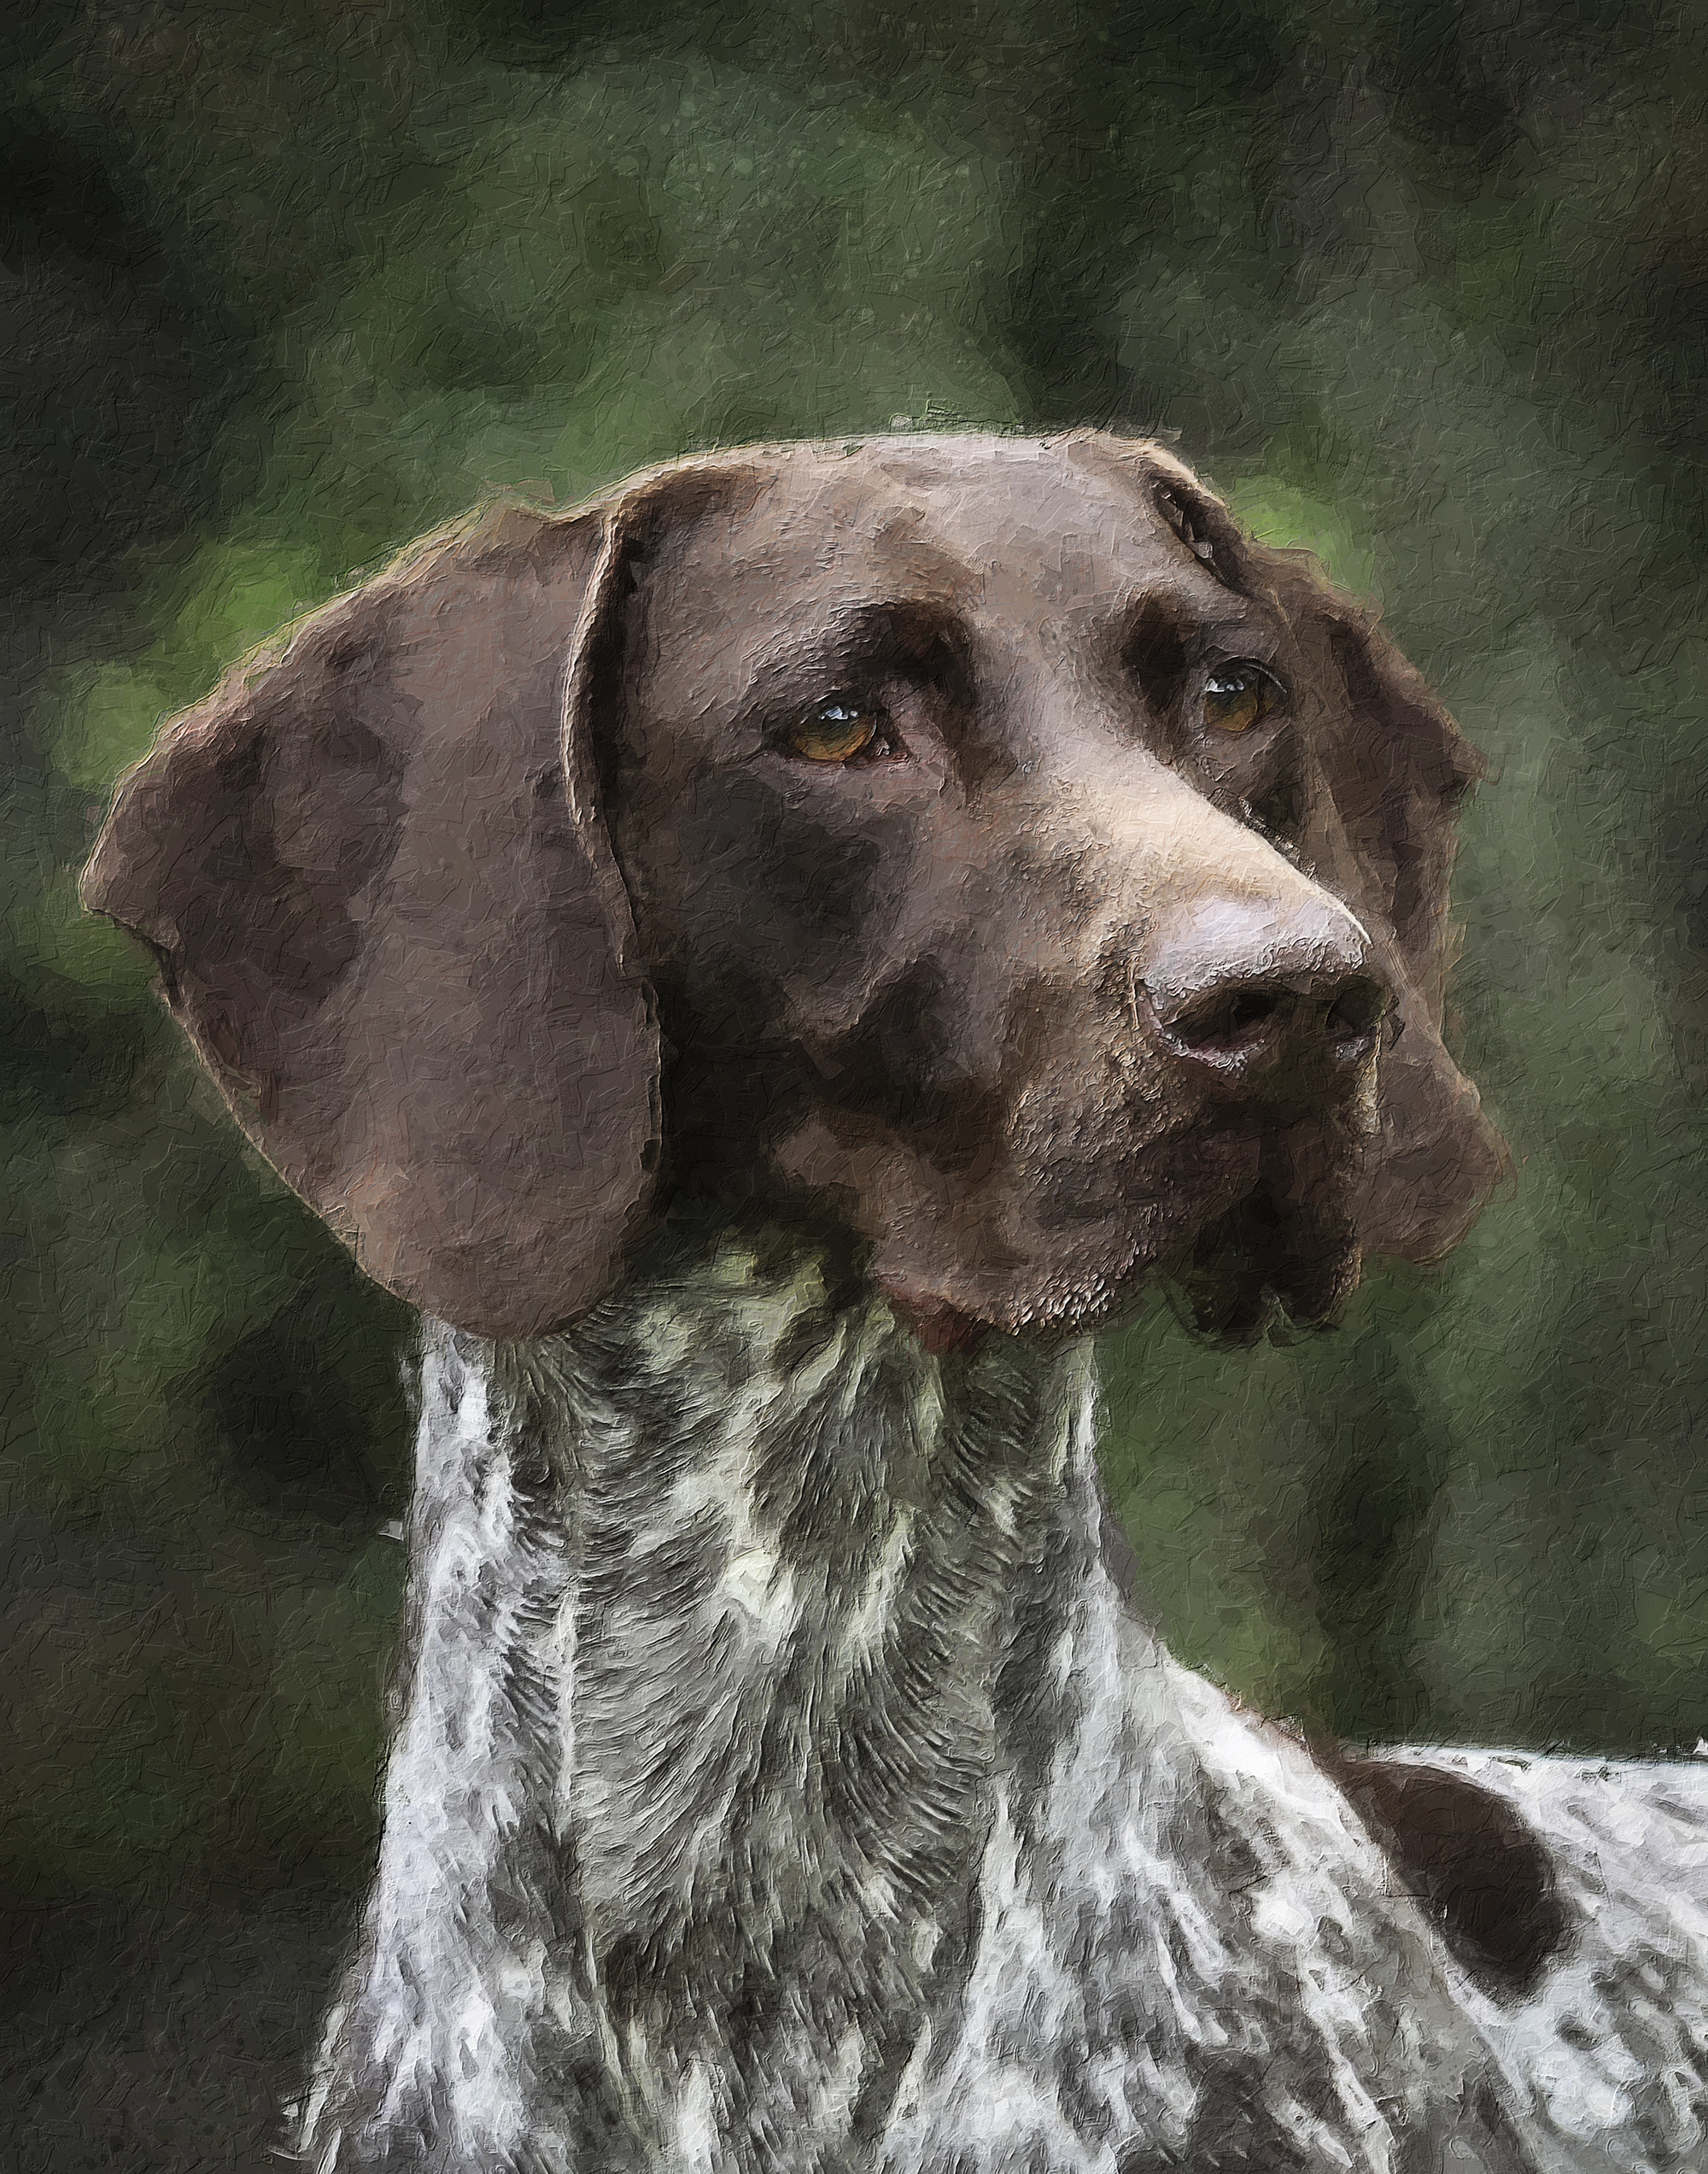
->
295, 1230, 1707, 2173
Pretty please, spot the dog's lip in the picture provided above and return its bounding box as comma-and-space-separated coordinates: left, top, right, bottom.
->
874, 1277, 990, 1356
876, 1245, 1164, 1345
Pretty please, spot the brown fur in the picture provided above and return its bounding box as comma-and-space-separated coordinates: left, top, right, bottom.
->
81, 430, 1504, 1341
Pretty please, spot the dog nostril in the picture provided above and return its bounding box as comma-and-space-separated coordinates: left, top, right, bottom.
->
1225, 989, 1284, 1037
1153, 969, 1391, 1077
1323, 975, 1388, 1056
1168, 982, 1293, 1058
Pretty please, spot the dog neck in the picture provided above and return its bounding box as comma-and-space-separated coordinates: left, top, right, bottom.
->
299, 1222, 1512, 2173
301, 1224, 1115, 2163
545, 1230, 1107, 1978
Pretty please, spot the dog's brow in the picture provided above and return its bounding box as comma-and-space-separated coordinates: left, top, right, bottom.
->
1122, 589, 1283, 663
1189, 612, 1282, 660
738, 596, 973, 699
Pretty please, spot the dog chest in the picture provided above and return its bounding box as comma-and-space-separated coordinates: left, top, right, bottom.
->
295, 1233, 1523, 2172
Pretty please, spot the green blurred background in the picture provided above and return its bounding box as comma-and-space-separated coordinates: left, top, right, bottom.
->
3, 0, 1707, 2160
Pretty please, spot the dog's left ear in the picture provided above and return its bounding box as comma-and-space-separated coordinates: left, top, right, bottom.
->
1256, 551, 1509, 1261
81, 499, 661, 1339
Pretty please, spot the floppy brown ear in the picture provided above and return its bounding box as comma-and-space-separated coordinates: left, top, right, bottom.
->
1256, 549, 1509, 1260
81, 500, 660, 1339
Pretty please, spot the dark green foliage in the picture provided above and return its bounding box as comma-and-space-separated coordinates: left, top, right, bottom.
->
4, 0, 1708, 1931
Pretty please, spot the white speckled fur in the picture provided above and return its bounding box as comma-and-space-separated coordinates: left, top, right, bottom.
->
295, 1227, 1708, 2171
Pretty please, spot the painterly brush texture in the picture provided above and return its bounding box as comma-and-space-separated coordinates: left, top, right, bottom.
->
75, 423, 1708, 2166
4, 3, 1708, 2165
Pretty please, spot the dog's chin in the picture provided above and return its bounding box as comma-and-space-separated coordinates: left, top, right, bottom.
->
775, 1110, 1366, 1350
881, 1185, 1363, 1351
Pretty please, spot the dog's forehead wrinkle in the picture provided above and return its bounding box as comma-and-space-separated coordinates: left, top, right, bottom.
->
728, 595, 974, 699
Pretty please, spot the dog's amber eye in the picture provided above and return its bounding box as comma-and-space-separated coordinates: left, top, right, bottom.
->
1202, 665, 1278, 735
789, 696, 885, 764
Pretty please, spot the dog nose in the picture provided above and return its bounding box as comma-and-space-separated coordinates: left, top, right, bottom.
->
1138, 898, 1389, 1091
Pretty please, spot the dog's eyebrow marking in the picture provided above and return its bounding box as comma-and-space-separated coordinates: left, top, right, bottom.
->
734, 598, 976, 708
1123, 584, 1281, 652
1187, 613, 1283, 661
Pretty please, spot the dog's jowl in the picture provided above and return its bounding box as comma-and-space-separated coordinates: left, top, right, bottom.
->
85, 434, 1708, 2171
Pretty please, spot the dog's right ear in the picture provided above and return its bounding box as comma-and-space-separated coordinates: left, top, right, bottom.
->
81, 501, 660, 1339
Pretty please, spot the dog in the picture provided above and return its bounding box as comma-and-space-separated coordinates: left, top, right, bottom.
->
83, 432, 1708, 2171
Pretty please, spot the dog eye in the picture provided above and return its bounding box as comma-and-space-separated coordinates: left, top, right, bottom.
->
787, 695, 889, 764
1202, 664, 1280, 735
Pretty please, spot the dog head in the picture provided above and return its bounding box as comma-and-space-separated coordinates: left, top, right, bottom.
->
83, 432, 1505, 1341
